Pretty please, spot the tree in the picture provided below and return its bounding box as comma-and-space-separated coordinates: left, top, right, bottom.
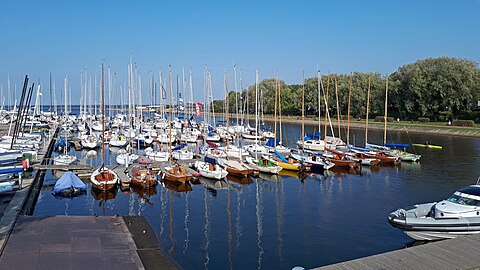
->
391, 57, 480, 120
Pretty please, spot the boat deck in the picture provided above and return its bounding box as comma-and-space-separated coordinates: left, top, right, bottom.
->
314, 234, 480, 270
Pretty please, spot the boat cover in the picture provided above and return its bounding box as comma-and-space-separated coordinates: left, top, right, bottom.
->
207, 141, 219, 148
52, 172, 86, 194
204, 156, 217, 165
265, 138, 280, 147
385, 143, 411, 148
347, 145, 369, 152
54, 138, 68, 150
303, 132, 321, 141
274, 150, 288, 163
172, 143, 187, 151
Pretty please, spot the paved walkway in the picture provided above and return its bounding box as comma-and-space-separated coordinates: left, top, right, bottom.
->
0, 215, 178, 270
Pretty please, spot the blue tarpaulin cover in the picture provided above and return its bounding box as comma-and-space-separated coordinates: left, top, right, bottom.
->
274, 150, 288, 162
54, 138, 68, 150
172, 143, 187, 151
52, 172, 86, 194
204, 156, 216, 165
303, 132, 321, 141
265, 138, 280, 147
385, 143, 411, 148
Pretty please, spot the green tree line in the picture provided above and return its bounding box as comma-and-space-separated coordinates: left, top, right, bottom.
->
212, 57, 480, 121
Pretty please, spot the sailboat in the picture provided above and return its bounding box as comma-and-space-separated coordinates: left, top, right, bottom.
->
366, 77, 421, 162
90, 64, 119, 191
53, 132, 77, 165
127, 164, 157, 188
350, 77, 400, 165
242, 70, 268, 156
161, 67, 193, 183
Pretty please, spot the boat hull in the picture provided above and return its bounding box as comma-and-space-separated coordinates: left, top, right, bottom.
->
388, 202, 480, 241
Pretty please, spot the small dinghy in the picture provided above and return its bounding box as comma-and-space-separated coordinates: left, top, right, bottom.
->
52, 171, 86, 197
388, 181, 480, 241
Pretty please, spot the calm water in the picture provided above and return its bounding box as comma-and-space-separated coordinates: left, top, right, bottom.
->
33, 113, 480, 269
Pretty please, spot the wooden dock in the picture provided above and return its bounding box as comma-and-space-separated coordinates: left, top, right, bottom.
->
314, 234, 480, 270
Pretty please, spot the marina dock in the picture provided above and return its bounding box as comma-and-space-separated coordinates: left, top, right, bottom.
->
0, 215, 178, 270
314, 234, 480, 270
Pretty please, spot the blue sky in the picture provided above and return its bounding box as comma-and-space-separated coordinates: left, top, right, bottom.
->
0, 0, 479, 106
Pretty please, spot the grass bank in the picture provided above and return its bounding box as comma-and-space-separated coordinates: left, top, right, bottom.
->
220, 113, 480, 138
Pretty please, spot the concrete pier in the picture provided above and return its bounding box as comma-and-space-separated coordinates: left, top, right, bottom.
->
0, 215, 178, 270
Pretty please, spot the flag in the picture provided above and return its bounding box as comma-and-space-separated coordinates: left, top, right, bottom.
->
196, 102, 202, 116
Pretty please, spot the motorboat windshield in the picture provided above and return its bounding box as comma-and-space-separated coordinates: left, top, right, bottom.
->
446, 186, 480, 207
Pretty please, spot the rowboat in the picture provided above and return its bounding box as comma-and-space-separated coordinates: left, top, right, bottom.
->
128, 164, 157, 188
161, 164, 193, 183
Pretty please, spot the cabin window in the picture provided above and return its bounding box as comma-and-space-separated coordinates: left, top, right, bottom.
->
447, 194, 480, 206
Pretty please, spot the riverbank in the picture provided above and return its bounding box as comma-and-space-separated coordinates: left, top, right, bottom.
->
219, 114, 480, 138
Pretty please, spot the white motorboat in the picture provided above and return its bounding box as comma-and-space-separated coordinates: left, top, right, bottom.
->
194, 160, 228, 180
388, 183, 480, 241
53, 154, 78, 165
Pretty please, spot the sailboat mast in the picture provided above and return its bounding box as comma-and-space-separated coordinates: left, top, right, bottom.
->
317, 71, 321, 137
274, 71, 278, 148
49, 73, 52, 112
64, 74, 68, 116
335, 79, 341, 141
301, 71, 305, 150
255, 70, 259, 140
189, 69, 193, 119
101, 63, 105, 165
365, 77, 371, 147
169, 66, 173, 165
233, 65, 239, 126
347, 73, 352, 146
278, 77, 282, 144
323, 75, 330, 145
383, 76, 389, 145
224, 72, 229, 147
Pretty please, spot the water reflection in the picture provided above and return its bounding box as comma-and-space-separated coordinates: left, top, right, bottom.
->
200, 178, 229, 191
258, 173, 282, 182
183, 192, 190, 255
203, 188, 211, 269
91, 186, 117, 201
227, 174, 253, 185
256, 179, 264, 270
160, 180, 193, 193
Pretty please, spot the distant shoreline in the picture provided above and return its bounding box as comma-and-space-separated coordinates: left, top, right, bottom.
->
222, 113, 480, 138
